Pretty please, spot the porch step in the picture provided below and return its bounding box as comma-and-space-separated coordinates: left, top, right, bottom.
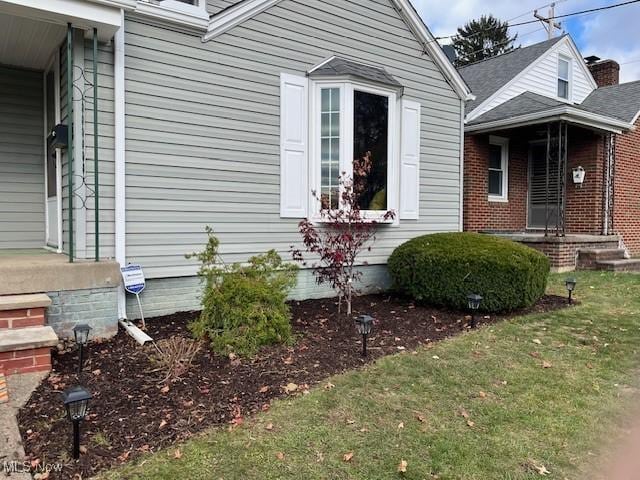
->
594, 259, 640, 273
0, 326, 58, 376
0, 294, 51, 329
577, 248, 626, 269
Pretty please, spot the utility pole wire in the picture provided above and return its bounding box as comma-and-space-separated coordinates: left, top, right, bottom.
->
433, 0, 640, 43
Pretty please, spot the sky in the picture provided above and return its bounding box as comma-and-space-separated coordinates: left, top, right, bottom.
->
412, 0, 640, 83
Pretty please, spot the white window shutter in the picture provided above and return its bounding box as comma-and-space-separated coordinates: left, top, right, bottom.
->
399, 99, 421, 220
280, 73, 309, 218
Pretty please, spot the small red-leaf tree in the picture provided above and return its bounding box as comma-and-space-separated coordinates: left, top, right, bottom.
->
291, 152, 395, 315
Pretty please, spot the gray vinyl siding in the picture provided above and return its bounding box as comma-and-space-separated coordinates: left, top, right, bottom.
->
84, 40, 116, 259
123, 0, 463, 279
206, 0, 240, 15
0, 66, 45, 249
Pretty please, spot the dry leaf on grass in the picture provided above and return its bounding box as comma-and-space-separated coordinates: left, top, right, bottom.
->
542, 361, 553, 369
265, 423, 274, 431
324, 382, 336, 390
276, 452, 285, 460
173, 449, 182, 459
283, 383, 298, 394
533, 339, 542, 345
343, 452, 354, 462
397, 422, 404, 430
398, 459, 408, 473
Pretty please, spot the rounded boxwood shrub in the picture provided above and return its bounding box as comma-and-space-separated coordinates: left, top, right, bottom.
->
388, 232, 550, 313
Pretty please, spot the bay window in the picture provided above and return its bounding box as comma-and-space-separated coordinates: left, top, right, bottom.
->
312, 81, 397, 217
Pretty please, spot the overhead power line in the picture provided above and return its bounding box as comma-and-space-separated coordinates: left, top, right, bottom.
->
433, 0, 640, 42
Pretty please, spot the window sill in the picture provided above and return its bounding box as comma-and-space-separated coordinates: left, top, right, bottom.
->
135, 1, 210, 30
488, 196, 508, 203
310, 213, 397, 226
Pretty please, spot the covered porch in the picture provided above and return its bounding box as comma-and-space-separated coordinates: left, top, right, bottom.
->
0, 0, 121, 262
464, 93, 633, 270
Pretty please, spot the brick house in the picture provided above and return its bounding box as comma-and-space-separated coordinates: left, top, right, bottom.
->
459, 35, 640, 271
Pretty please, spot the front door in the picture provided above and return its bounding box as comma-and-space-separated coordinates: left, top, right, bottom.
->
527, 142, 559, 229
44, 58, 61, 249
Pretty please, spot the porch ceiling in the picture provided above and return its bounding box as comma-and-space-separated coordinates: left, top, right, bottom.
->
0, 15, 66, 70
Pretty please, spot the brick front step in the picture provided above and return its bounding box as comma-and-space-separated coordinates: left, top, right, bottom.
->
0, 326, 58, 376
595, 259, 640, 272
577, 248, 627, 269
0, 294, 51, 330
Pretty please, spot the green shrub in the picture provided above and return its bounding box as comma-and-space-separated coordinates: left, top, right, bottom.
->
388, 232, 550, 313
188, 228, 298, 356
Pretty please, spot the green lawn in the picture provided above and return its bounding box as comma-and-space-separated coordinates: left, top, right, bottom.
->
104, 272, 640, 480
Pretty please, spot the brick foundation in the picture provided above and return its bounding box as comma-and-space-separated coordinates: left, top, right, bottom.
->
520, 238, 620, 271
0, 307, 46, 329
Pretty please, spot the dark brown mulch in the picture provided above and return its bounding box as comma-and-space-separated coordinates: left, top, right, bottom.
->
17, 294, 568, 479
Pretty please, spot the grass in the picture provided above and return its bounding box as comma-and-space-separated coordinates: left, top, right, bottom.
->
103, 272, 640, 480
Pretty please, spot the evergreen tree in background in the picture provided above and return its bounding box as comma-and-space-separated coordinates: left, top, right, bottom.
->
452, 15, 518, 67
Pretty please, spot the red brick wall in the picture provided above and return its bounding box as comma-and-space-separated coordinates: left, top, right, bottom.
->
463, 133, 527, 232
565, 128, 605, 235
614, 117, 640, 255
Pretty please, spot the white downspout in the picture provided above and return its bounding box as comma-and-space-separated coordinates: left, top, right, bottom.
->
459, 98, 465, 232
114, 9, 127, 319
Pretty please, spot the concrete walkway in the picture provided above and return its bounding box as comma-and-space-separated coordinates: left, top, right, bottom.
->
1, 372, 46, 479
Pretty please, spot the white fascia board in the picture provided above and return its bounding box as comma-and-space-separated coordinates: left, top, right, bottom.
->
0, 0, 122, 41
466, 36, 574, 123
203, 0, 281, 41
89, 0, 137, 10
565, 35, 598, 90
465, 106, 631, 134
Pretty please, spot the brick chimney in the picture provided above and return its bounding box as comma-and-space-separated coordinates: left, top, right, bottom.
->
587, 59, 620, 87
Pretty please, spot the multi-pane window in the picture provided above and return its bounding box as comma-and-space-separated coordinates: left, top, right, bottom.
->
558, 57, 570, 100
320, 88, 341, 210
317, 84, 394, 213
488, 137, 508, 201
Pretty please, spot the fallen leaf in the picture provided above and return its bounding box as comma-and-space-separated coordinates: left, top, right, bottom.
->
283, 356, 294, 365
276, 452, 285, 460
586, 362, 594, 369
415, 413, 427, 423
265, 423, 274, 431
533, 339, 542, 345
459, 408, 470, 419
283, 383, 298, 394
542, 361, 553, 369
259, 386, 270, 393
397, 422, 404, 430
92, 369, 101, 376
34, 473, 49, 480
398, 459, 408, 473
160, 385, 170, 394
79, 445, 88, 454
324, 382, 336, 390
478, 391, 487, 399
467, 420, 475, 428
159, 419, 168, 429
529, 351, 541, 359
343, 452, 354, 462
173, 449, 182, 459
432, 355, 440, 360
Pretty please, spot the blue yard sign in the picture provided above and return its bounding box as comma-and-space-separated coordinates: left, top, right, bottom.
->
121, 264, 146, 295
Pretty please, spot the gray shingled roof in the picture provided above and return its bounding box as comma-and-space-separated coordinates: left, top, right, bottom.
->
467, 92, 565, 125
458, 36, 566, 112
309, 57, 403, 89
579, 80, 640, 123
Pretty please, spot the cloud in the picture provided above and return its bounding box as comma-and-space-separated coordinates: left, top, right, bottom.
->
412, 0, 640, 82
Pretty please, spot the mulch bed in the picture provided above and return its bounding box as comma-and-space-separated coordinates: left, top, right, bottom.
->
18, 294, 568, 479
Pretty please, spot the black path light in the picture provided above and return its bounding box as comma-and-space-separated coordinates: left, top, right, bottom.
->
62, 386, 92, 459
355, 314, 374, 357
467, 294, 483, 329
565, 277, 577, 304
73, 324, 92, 376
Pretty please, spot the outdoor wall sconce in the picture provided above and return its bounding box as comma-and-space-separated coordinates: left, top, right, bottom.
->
565, 278, 577, 304
572, 166, 586, 187
355, 314, 374, 357
73, 324, 92, 376
48, 124, 68, 150
467, 294, 483, 329
62, 386, 92, 459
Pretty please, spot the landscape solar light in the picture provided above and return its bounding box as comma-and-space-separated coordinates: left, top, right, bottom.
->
355, 314, 374, 357
73, 324, 92, 376
467, 294, 483, 329
565, 277, 577, 305
62, 385, 92, 459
